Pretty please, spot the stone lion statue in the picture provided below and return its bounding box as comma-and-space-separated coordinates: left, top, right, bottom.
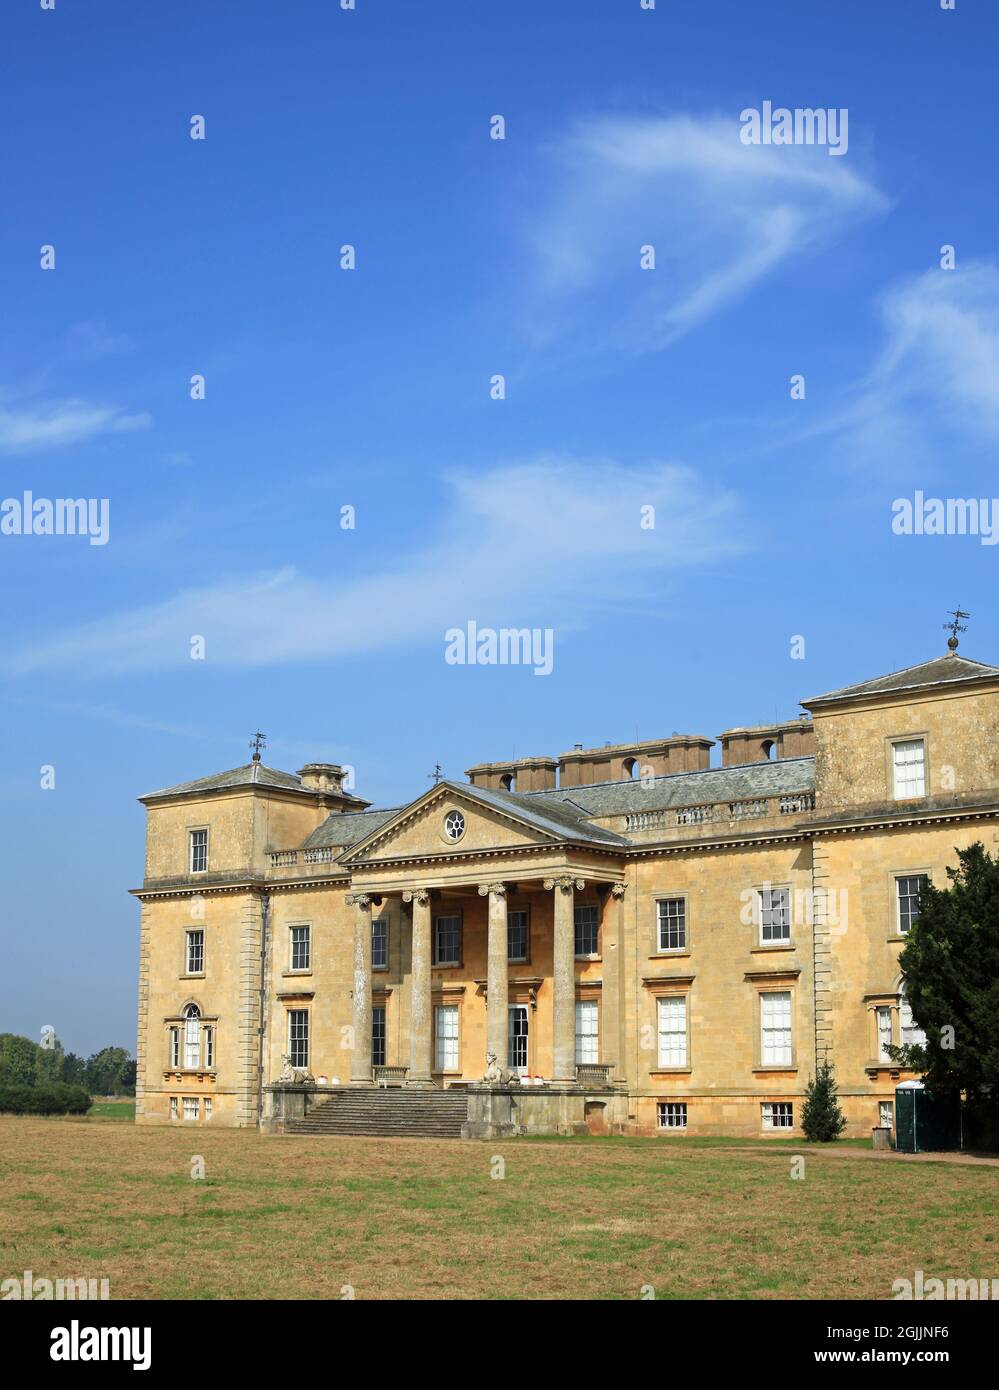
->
483, 1051, 519, 1086
278, 1053, 315, 1085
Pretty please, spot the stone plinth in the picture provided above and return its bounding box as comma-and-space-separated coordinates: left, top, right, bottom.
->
461, 1084, 628, 1140
262, 1083, 339, 1133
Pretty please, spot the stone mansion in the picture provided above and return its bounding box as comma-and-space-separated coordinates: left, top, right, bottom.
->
132, 647, 999, 1138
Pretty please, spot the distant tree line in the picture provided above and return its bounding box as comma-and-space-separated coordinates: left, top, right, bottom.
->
0, 1082, 91, 1116
0, 1033, 136, 1096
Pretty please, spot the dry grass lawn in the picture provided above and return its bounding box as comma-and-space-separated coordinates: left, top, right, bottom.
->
1, 1116, 997, 1300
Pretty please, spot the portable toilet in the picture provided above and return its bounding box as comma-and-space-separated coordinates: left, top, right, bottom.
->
894, 1081, 962, 1153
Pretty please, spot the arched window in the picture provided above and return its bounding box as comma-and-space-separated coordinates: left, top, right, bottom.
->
500, 773, 515, 791
761, 740, 777, 762
184, 1003, 201, 1069
623, 757, 640, 781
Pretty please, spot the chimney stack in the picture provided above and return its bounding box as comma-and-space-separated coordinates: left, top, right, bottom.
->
297, 763, 346, 795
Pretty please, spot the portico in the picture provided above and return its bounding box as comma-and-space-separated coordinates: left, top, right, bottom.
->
342, 863, 626, 1089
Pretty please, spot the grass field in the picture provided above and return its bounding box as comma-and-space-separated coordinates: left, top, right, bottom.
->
1, 1116, 996, 1300
87, 1100, 136, 1121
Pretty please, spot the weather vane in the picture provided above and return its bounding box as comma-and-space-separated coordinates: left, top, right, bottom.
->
429, 762, 444, 785
943, 608, 970, 652
250, 731, 268, 762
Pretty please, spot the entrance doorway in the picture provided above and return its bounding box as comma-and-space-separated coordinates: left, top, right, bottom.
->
508, 1005, 529, 1076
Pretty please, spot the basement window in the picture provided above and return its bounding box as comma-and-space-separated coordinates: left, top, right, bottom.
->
762, 1101, 793, 1130
657, 1102, 687, 1130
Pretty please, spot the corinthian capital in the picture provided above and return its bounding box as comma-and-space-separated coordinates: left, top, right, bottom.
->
345, 893, 371, 909
402, 888, 431, 906
477, 882, 507, 899
610, 882, 627, 899
543, 875, 585, 893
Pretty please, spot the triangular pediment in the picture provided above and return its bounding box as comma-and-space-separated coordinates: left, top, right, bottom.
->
342, 782, 586, 864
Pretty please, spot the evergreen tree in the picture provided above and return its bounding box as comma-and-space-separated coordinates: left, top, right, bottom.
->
888, 842, 999, 1136
801, 1055, 847, 1142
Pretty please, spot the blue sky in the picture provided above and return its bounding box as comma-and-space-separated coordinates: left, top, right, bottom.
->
2, 0, 997, 1055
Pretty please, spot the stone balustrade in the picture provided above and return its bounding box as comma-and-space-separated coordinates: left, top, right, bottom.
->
269, 846, 340, 866
624, 792, 815, 834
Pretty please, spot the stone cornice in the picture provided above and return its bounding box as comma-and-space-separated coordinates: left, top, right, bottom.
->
265, 876, 351, 891
342, 840, 626, 870
131, 876, 352, 900
131, 880, 261, 901
803, 804, 999, 837
139, 783, 346, 810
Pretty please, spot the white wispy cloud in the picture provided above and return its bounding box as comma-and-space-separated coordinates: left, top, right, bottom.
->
873, 262, 999, 437
519, 113, 888, 362
786, 260, 999, 472
0, 398, 151, 454
2, 458, 749, 677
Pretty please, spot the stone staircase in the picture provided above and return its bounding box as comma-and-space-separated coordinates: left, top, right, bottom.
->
284, 1087, 470, 1138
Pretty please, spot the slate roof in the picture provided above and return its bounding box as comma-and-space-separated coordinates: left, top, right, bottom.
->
803, 653, 999, 707
305, 762, 815, 857
327, 781, 633, 858
302, 807, 402, 849
140, 761, 369, 806
449, 783, 630, 846
524, 757, 815, 816
140, 762, 318, 801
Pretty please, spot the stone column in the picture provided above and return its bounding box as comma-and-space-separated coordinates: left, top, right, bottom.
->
346, 893, 373, 1084
601, 882, 627, 1080
403, 889, 433, 1086
545, 876, 584, 1083
478, 882, 508, 1071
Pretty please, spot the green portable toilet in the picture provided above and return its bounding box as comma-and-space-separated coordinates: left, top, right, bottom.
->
894, 1081, 962, 1153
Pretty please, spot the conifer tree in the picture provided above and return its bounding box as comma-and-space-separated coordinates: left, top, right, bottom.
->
888, 842, 999, 1145
801, 1055, 847, 1142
